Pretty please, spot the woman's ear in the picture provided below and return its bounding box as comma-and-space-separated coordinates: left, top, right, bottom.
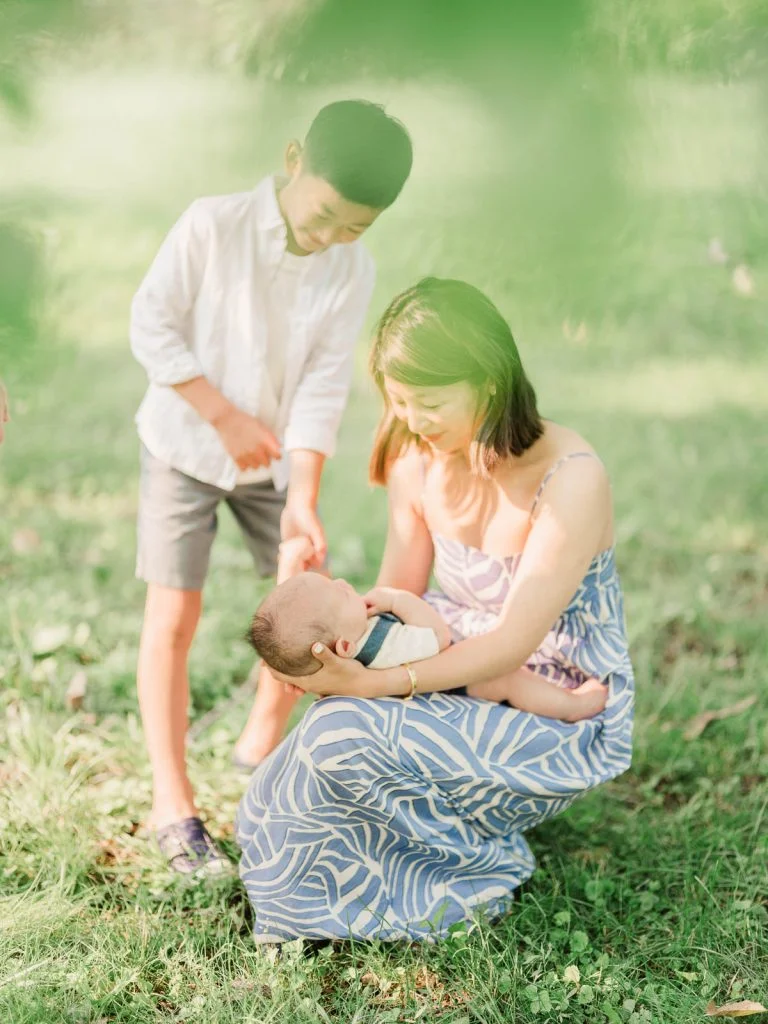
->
335, 638, 356, 659
284, 140, 303, 178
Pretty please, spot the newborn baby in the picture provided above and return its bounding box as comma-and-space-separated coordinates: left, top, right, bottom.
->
247, 537, 607, 721
248, 540, 451, 677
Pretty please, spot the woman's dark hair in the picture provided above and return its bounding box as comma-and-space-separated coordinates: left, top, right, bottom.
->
303, 100, 413, 209
369, 277, 544, 484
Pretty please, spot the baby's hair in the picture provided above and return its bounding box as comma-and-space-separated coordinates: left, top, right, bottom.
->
246, 578, 335, 677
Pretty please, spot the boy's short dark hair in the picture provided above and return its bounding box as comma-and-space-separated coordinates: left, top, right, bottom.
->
304, 100, 413, 209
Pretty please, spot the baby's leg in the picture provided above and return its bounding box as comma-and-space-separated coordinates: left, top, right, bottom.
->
466, 668, 607, 722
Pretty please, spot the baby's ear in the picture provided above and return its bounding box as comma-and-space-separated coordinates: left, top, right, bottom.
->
335, 638, 356, 659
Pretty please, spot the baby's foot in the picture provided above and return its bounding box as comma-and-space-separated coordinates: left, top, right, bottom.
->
564, 679, 608, 722
465, 679, 509, 703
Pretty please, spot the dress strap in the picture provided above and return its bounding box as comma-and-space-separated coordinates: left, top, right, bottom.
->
530, 452, 598, 518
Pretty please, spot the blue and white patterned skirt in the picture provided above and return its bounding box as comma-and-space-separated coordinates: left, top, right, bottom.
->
236, 676, 633, 943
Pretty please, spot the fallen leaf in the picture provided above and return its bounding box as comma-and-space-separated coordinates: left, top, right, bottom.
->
732, 264, 754, 296
706, 1000, 767, 1017
562, 318, 587, 344
563, 965, 580, 985
31, 624, 70, 657
73, 622, 91, 647
11, 528, 41, 554
708, 238, 729, 264
66, 669, 88, 711
683, 696, 757, 741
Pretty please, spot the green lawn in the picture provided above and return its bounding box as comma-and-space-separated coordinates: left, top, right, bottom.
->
0, 69, 766, 1023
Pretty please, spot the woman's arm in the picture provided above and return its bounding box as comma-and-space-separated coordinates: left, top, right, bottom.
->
300, 457, 613, 698
374, 451, 434, 595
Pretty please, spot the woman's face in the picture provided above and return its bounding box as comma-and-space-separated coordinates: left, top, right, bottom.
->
383, 376, 480, 454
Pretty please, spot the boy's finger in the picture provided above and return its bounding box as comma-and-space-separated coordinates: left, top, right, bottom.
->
264, 432, 281, 458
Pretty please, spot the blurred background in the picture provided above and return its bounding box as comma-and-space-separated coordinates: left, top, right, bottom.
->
1, 0, 766, 738
1, 2, 767, 1019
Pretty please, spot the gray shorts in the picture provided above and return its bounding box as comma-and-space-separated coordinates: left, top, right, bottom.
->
136, 444, 285, 591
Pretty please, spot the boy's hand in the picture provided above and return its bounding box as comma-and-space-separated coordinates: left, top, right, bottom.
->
277, 536, 316, 583
214, 407, 281, 470
363, 586, 399, 617
281, 503, 326, 568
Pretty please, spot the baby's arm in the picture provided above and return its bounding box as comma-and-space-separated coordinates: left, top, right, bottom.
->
276, 536, 316, 584
468, 668, 607, 722
365, 587, 451, 651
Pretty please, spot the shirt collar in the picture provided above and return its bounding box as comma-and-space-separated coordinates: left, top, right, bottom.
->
254, 175, 287, 235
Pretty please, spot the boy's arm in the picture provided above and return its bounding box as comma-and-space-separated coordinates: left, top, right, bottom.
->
130, 201, 280, 470
367, 588, 451, 651
130, 200, 208, 388
281, 450, 327, 565
280, 255, 374, 564
283, 252, 375, 463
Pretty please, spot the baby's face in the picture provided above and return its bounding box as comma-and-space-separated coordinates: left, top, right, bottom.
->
297, 573, 369, 643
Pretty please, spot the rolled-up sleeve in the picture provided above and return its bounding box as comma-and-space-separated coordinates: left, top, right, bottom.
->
130, 200, 209, 386
283, 252, 375, 456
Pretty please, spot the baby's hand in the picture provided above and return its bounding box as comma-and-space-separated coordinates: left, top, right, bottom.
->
363, 586, 399, 617
277, 536, 315, 583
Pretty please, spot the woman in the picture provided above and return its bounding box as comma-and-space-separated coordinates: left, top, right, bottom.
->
237, 278, 634, 943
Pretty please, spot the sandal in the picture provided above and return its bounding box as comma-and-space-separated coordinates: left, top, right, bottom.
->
155, 816, 235, 877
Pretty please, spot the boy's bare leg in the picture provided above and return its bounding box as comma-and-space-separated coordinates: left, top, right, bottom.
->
137, 584, 201, 829
233, 664, 300, 767
467, 667, 607, 722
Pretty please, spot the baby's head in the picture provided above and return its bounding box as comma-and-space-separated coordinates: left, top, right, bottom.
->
247, 573, 369, 676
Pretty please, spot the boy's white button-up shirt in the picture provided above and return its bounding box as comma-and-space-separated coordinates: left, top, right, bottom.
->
130, 176, 376, 492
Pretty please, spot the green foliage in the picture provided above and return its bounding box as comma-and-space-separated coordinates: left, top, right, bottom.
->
0, 27, 766, 1024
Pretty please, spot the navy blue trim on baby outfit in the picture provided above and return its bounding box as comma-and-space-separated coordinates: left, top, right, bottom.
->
355, 612, 403, 667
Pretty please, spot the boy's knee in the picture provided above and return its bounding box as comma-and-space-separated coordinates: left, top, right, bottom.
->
142, 586, 201, 650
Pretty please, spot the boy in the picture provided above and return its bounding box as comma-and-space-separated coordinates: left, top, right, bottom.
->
250, 537, 609, 721
130, 100, 413, 875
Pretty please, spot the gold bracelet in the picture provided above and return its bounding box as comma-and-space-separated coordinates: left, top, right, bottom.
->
402, 662, 418, 700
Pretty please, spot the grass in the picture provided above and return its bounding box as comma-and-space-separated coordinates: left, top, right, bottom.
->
1, 65, 767, 1023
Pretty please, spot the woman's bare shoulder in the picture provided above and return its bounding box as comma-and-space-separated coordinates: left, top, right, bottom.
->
387, 446, 428, 509
545, 422, 599, 459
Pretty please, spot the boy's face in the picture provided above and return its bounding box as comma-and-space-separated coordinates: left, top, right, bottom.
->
278, 143, 382, 255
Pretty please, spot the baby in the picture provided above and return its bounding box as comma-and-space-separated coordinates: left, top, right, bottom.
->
247, 537, 607, 722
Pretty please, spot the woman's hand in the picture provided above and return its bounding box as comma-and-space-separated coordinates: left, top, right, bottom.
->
273, 644, 401, 700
